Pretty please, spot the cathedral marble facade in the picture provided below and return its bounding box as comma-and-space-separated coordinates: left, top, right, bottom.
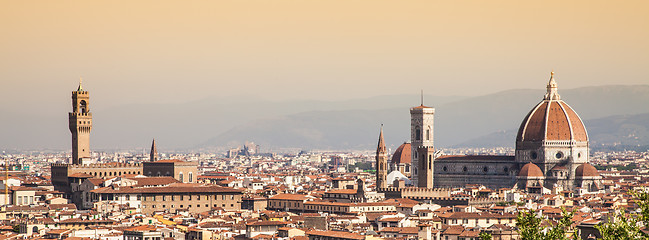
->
377, 73, 603, 193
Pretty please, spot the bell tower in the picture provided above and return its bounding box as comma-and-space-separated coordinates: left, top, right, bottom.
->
69, 78, 92, 165
410, 92, 434, 184
376, 125, 388, 189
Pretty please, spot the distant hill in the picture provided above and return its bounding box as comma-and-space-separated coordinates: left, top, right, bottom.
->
202, 85, 649, 150
2, 85, 648, 151
0, 94, 464, 150
453, 113, 649, 151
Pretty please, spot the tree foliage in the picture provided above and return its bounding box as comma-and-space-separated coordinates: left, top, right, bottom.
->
595, 190, 649, 240
516, 207, 574, 240
479, 231, 492, 240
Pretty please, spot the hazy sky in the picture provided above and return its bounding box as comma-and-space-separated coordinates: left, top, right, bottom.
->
1, 0, 648, 110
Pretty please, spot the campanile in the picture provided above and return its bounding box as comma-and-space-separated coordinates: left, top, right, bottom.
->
69, 79, 92, 165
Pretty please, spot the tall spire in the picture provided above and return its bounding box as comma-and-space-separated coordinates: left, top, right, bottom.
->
376, 124, 388, 189
377, 124, 386, 154
77, 76, 83, 91
544, 71, 560, 100
150, 138, 158, 162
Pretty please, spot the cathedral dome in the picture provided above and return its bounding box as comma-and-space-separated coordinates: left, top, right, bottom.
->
519, 162, 544, 177
391, 143, 411, 165
575, 163, 599, 177
516, 73, 588, 142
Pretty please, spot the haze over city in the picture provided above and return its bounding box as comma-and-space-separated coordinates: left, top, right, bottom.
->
3, 2, 649, 240
1, 1, 648, 150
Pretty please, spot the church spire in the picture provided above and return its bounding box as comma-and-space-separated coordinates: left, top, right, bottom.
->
376, 125, 388, 189
150, 138, 158, 162
544, 71, 561, 100
377, 124, 386, 154
77, 77, 83, 91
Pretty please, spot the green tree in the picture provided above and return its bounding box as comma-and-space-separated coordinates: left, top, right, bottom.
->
479, 231, 493, 240
516, 207, 574, 240
595, 190, 649, 240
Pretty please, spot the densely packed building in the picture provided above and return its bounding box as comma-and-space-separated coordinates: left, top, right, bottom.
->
0, 77, 647, 239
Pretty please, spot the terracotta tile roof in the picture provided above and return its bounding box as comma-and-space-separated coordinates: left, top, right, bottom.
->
411, 105, 433, 109
378, 217, 403, 222
269, 194, 308, 201
517, 99, 588, 142
379, 227, 418, 234
459, 229, 481, 237
326, 189, 357, 195
127, 176, 180, 186
391, 143, 411, 165
87, 178, 106, 186
124, 225, 158, 232
442, 225, 465, 235
576, 163, 600, 177
246, 221, 288, 226
68, 173, 94, 178
305, 230, 364, 240
519, 163, 544, 177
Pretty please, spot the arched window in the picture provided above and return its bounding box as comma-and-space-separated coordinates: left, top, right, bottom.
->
415, 127, 421, 141
189, 172, 193, 183
79, 100, 87, 113
426, 129, 430, 141
179, 172, 184, 182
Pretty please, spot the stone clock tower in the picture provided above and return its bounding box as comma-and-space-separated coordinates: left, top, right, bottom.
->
69, 79, 92, 165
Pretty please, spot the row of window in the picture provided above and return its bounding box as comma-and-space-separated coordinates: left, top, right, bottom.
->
178, 172, 193, 182
117, 194, 236, 201
441, 166, 509, 173
16, 196, 34, 205
147, 203, 234, 209
448, 218, 514, 224
83, 171, 141, 177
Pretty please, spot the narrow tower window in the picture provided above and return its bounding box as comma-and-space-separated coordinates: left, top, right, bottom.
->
415, 128, 421, 141
426, 129, 430, 141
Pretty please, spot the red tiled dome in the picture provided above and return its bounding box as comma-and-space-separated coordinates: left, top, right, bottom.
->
575, 163, 599, 177
391, 143, 411, 165
516, 73, 588, 142
518, 162, 544, 177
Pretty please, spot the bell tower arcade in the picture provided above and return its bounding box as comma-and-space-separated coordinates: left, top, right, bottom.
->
69, 79, 92, 165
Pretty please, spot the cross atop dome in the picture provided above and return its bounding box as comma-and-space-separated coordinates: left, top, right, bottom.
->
544, 71, 561, 100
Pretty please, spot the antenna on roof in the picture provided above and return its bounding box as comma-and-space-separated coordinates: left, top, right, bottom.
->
421, 89, 424, 106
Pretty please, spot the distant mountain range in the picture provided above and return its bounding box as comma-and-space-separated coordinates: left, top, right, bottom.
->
1, 85, 648, 152
453, 113, 649, 150
202, 85, 649, 151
